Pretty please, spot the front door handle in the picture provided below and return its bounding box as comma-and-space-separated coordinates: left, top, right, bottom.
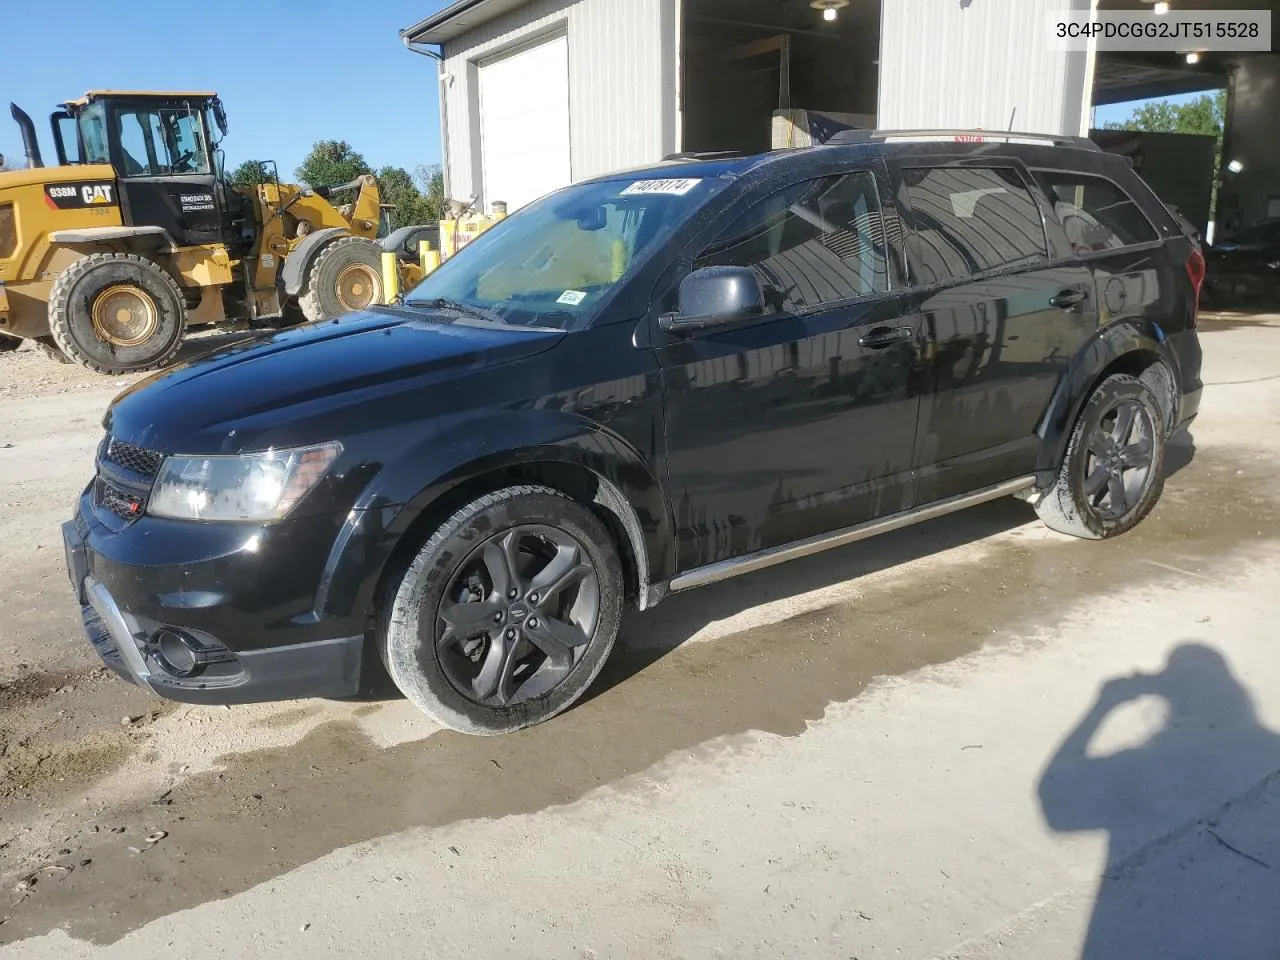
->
1049, 287, 1089, 310
858, 326, 915, 349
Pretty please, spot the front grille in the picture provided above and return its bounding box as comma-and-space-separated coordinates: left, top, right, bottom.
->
104, 438, 164, 479
95, 435, 163, 525
97, 478, 146, 520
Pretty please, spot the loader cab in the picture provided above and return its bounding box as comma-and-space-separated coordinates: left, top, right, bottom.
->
53, 91, 228, 248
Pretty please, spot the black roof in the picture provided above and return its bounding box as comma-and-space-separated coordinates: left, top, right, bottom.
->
581, 130, 1116, 187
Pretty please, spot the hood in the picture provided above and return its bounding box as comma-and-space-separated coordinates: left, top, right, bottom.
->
105, 308, 563, 452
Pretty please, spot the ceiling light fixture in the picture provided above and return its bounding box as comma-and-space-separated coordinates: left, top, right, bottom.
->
1153, 1, 1170, 15
811, 0, 849, 23
1186, 51, 1201, 64
1227, 158, 1245, 174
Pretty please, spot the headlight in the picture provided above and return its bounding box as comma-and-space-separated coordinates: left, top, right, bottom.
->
148, 443, 342, 522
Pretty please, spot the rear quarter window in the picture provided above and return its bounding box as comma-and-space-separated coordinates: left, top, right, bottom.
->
900, 166, 1048, 285
1032, 170, 1159, 254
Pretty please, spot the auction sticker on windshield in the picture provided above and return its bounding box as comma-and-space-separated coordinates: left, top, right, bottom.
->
557, 290, 588, 306
621, 179, 702, 196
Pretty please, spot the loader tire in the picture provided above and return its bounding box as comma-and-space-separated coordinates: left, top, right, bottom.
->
297, 236, 384, 323
49, 253, 186, 374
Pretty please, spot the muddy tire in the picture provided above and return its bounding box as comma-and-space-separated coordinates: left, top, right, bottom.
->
0, 334, 19, 353
380, 485, 623, 735
297, 236, 384, 322
1035, 374, 1167, 540
48, 253, 186, 374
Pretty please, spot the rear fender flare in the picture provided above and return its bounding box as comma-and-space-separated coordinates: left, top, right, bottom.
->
281, 227, 348, 296
314, 411, 674, 623
1035, 318, 1182, 476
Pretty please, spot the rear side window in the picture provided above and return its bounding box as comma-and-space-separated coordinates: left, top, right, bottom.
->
901, 166, 1047, 285
1032, 170, 1158, 254
695, 170, 889, 314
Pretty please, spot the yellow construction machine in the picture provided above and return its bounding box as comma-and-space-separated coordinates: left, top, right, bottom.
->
0, 91, 426, 373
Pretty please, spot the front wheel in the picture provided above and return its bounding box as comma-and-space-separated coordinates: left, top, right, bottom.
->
380, 486, 623, 735
296, 236, 384, 322
1035, 373, 1167, 539
47, 253, 186, 373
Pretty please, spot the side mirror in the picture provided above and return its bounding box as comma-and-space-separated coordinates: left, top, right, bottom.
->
660, 266, 765, 334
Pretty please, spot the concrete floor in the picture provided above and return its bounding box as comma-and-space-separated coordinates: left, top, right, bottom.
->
1, 313, 1279, 959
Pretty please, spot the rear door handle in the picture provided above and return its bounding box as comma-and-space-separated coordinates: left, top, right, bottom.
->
1049, 288, 1089, 309
858, 326, 915, 349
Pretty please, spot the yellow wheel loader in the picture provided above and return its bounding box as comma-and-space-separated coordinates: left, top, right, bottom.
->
0, 91, 423, 374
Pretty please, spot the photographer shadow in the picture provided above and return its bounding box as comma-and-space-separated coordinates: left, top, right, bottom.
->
1038, 643, 1280, 959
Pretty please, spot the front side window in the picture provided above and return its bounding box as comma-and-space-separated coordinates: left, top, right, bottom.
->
901, 166, 1047, 285
77, 102, 110, 165
112, 106, 211, 177
405, 175, 730, 331
1033, 170, 1158, 254
695, 171, 889, 314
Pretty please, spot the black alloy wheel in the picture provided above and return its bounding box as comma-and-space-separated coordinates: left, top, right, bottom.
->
436, 525, 601, 707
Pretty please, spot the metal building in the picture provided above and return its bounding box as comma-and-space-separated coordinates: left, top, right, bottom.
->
401, 0, 1277, 232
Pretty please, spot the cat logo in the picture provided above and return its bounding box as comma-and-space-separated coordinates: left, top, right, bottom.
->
44, 181, 118, 211
82, 184, 114, 205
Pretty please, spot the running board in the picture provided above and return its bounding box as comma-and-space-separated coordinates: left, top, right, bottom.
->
668, 476, 1037, 593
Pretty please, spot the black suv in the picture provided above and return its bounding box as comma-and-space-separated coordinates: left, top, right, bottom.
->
63, 130, 1204, 734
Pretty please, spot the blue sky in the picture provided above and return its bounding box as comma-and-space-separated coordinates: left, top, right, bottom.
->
2, 0, 452, 178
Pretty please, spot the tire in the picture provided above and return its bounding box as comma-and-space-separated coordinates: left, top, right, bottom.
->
380, 485, 624, 735
1035, 373, 1167, 540
0, 334, 19, 353
48, 253, 186, 374
297, 236, 384, 322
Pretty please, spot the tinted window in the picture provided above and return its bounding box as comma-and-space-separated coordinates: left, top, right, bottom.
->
696, 171, 889, 313
901, 166, 1047, 284
1033, 170, 1158, 254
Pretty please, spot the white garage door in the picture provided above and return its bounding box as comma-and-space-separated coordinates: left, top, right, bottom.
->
479, 35, 572, 212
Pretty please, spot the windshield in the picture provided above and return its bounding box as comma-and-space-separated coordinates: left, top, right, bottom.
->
405, 175, 728, 330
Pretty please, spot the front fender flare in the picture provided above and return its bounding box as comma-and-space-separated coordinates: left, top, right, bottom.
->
314, 410, 674, 623
281, 227, 348, 296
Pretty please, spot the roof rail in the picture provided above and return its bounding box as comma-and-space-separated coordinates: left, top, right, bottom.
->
826, 129, 1102, 151
662, 150, 746, 162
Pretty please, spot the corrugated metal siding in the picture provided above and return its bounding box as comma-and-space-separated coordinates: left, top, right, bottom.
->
878, 0, 1096, 136
440, 0, 671, 206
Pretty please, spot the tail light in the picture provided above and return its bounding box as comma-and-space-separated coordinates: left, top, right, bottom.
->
1185, 245, 1206, 326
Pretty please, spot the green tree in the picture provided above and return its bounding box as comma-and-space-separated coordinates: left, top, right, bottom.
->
375, 163, 447, 230
1103, 90, 1226, 139
229, 159, 272, 189
296, 140, 373, 205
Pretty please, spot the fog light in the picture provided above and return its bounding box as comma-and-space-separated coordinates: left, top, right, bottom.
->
153, 629, 201, 678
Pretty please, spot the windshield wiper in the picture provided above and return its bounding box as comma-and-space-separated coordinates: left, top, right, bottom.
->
405, 296, 507, 326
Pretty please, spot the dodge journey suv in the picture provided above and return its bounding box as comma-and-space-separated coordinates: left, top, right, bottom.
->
64, 129, 1204, 734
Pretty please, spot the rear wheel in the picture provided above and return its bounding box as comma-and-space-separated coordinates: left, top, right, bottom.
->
297, 236, 384, 322
380, 485, 623, 735
48, 253, 186, 374
1035, 374, 1166, 539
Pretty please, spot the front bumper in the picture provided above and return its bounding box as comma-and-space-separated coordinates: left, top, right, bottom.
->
63, 493, 366, 705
